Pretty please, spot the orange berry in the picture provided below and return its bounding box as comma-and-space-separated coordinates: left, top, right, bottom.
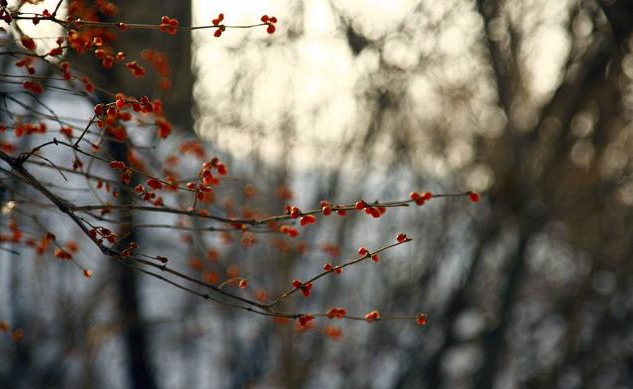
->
325, 325, 342, 341
11, 329, 24, 342
255, 289, 268, 302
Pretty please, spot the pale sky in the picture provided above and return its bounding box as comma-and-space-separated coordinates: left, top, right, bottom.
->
192, 0, 572, 178
4, 0, 572, 183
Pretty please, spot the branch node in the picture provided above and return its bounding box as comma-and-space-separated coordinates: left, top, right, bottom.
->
57, 199, 74, 214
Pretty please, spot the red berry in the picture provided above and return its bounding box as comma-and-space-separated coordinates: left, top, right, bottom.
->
416, 314, 428, 326
109, 160, 126, 169
106, 107, 117, 119
300, 282, 312, 297
327, 307, 347, 319
121, 172, 132, 185
469, 191, 480, 203
358, 247, 368, 256
396, 233, 407, 243
365, 310, 380, 323
300, 214, 316, 226
298, 315, 314, 326
21, 36, 36, 51
322, 206, 332, 215
355, 200, 367, 210
48, 47, 63, 56
146, 178, 163, 190
324, 263, 343, 275
371, 254, 380, 262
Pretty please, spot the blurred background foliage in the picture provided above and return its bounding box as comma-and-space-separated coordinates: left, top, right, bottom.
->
1, 0, 633, 388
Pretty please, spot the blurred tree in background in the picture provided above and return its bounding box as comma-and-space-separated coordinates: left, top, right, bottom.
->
1, 1, 633, 389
